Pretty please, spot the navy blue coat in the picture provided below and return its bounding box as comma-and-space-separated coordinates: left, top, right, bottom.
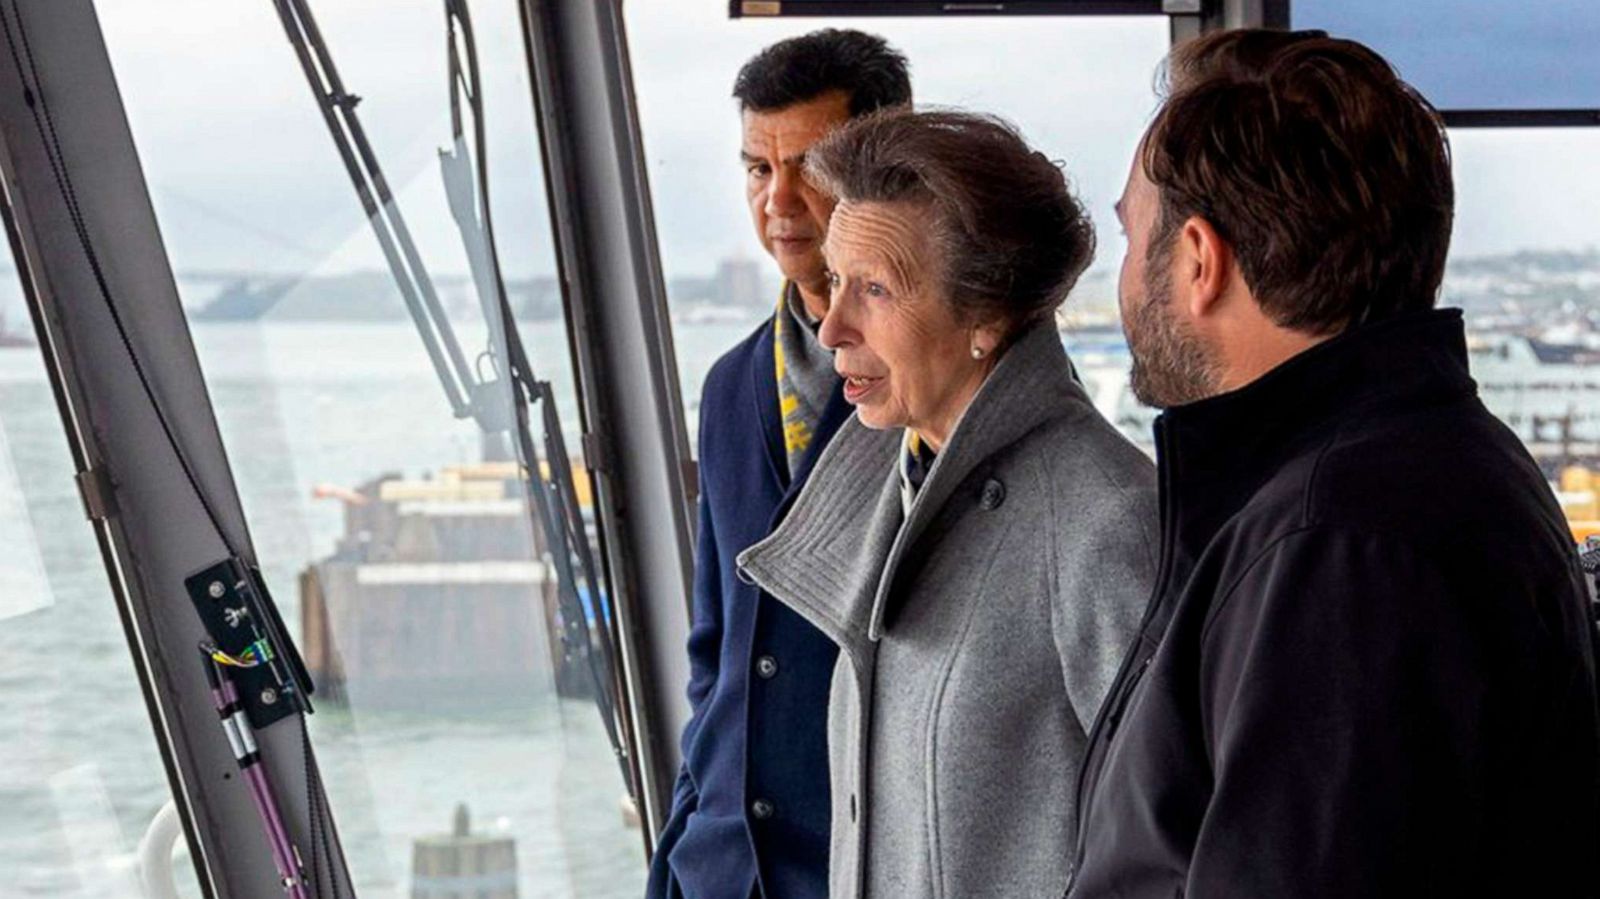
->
647, 318, 851, 899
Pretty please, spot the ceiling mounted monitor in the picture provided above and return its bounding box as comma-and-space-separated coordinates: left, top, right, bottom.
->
1293, 0, 1600, 126
729, 0, 1166, 17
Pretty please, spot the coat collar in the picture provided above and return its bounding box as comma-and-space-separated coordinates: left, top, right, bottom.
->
751, 311, 789, 491
1154, 307, 1476, 567
738, 322, 1093, 650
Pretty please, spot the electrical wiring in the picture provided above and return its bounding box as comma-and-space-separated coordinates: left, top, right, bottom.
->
203, 639, 274, 669
199, 645, 311, 898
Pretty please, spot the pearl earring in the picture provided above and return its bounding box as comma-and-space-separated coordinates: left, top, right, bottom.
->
971, 345, 985, 360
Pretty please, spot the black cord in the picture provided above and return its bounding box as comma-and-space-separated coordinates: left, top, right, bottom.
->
0, 1, 240, 559
300, 723, 341, 898
446, 0, 630, 767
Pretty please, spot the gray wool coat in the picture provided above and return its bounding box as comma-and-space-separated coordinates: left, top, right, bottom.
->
737, 323, 1159, 899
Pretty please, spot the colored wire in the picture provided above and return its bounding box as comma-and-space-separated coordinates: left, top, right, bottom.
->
201, 640, 266, 669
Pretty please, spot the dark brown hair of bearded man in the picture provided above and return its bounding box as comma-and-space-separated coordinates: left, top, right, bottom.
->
1143, 28, 1455, 335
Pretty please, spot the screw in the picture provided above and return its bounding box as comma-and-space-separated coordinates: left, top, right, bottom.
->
261, 688, 278, 705
207, 580, 225, 599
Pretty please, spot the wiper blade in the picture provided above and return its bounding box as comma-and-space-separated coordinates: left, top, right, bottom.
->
271, 0, 635, 792
440, 0, 629, 779
271, 0, 478, 420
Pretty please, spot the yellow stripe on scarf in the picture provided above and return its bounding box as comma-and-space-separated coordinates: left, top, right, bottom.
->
775, 284, 815, 464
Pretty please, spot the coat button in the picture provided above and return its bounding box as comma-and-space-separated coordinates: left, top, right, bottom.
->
751, 798, 775, 820
979, 478, 1005, 510
755, 655, 778, 679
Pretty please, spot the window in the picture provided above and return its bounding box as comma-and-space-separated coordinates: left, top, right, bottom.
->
0, 255, 190, 892
95, 1, 642, 895
1442, 127, 1600, 535
631, 9, 1600, 519
16, 4, 1589, 890
1294, 0, 1600, 115
626, 6, 1171, 451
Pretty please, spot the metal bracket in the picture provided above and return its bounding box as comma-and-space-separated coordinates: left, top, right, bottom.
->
184, 557, 314, 729
74, 465, 116, 520
682, 459, 699, 502
582, 430, 608, 474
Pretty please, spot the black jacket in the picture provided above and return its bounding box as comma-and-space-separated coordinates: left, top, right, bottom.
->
1069, 309, 1600, 898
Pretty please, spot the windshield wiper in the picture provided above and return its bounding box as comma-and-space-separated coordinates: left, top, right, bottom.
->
439, 0, 628, 772
270, 0, 632, 789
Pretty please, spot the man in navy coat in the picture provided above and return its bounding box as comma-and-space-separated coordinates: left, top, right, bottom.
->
645, 29, 912, 899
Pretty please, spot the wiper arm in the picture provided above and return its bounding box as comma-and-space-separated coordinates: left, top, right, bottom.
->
271, 0, 478, 420
270, 0, 633, 789
439, 0, 629, 774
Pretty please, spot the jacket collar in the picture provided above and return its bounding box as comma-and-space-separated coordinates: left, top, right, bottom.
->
1155, 307, 1476, 565
738, 322, 1093, 650
751, 309, 789, 490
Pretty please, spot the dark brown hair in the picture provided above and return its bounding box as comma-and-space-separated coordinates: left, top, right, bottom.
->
803, 108, 1095, 335
733, 29, 911, 117
1143, 29, 1454, 334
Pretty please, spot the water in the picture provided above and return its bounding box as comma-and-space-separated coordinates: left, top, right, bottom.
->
0, 315, 1575, 896
0, 318, 760, 898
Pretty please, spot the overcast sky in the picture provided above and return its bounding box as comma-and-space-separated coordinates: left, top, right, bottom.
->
85, 1, 1599, 285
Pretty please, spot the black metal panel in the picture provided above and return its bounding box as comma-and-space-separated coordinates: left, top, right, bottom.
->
1260, 0, 1288, 28
730, 0, 1165, 17
185, 558, 314, 730
520, 0, 696, 850
1443, 109, 1600, 129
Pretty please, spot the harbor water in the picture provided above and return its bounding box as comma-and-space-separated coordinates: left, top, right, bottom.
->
0, 320, 757, 898
0, 316, 1584, 896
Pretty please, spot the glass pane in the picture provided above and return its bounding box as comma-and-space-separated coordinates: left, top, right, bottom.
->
628, 9, 1170, 452
1444, 128, 1600, 537
1294, 0, 1600, 112
99, 1, 642, 896
0, 259, 193, 890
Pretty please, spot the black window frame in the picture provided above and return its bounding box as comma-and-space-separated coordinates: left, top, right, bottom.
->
730, 0, 1166, 18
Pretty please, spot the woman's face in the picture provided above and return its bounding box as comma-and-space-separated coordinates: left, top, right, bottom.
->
819, 200, 999, 450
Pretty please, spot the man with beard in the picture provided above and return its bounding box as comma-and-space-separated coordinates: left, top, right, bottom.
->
645, 30, 911, 899
1068, 28, 1600, 898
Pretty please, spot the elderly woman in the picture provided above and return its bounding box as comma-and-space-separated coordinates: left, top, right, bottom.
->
736, 110, 1157, 898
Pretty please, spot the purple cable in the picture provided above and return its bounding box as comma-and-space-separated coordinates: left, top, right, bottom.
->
244, 763, 310, 899
206, 658, 311, 897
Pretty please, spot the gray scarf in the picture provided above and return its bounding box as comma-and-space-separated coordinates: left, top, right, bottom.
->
774, 281, 838, 476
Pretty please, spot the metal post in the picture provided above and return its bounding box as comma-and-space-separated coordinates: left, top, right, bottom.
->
1167, 0, 1282, 41
518, 0, 695, 850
